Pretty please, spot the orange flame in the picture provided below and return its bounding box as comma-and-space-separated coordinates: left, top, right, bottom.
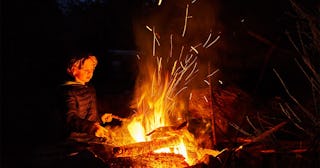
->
126, 59, 195, 164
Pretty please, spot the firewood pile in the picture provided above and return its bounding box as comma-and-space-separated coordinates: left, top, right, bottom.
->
88, 138, 223, 167
87, 134, 190, 167
88, 142, 189, 167
87, 125, 225, 167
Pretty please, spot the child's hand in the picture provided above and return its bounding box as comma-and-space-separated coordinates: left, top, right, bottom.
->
101, 113, 113, 123
95, 124, 111, 139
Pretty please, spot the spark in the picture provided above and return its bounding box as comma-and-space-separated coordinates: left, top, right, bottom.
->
153, 27, 156, 56
189, 43, 202, 54
157, 56, 162, 82
203, 33, 212, 47
189, 92, 192, 100
171, 61, 177, 75
146, 25, 152, 31
205, 35, 220, 48
153, 28, 160, 46
204, 80, 210, 85
170, 34, 173, 57
152, 27, 161, 56
207, 69, 220, 78
184, 54, 197, 67
174, 86, 188, 97
203, 96, 208, 103
180, 61, 186, 70
155, 35, 160, 46
218, 80, 223, 85
194, 43, 202, 48
185, 62, 197, 81
168, 55, 198, 97
191, 0, 198, 4
185, 54, 193, 64
182, 4, 190, 37
185, 69, 199, 85
184, 57, 198, 79
179, 46, 185, 60
136, 54, 141, 60
158, 0, 162, 6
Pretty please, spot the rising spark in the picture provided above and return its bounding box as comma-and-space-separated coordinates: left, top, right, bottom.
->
179, 45, 185, 60
203, 96, 208, 103
185, 54, 194, 64
174, 86, 188, 97
190, 43, 202, 54
153, 27, 156, 56
205, 35, 220, 48
185, 62, 198, 81
171, 61, 177, 75
191, 0, 198, 4
185, 70, 199, 85
136, 54, 141, 60
203, 33, 212, 47
157, 56, 162, 83
182, 4, 190, 37
170, 34, 173, 57
207, 69, 220, 78
180, 61, 187, 70
146, 25, 152, 31
152, 27, 161, 56
204, 80, 210, 86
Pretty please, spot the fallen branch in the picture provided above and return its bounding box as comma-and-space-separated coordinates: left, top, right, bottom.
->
235, 121, 287, 151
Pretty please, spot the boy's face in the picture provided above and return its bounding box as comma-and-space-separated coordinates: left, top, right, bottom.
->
73, 57, 96, 84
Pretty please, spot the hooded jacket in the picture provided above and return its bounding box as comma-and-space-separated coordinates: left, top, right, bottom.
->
59, 81, 101, 139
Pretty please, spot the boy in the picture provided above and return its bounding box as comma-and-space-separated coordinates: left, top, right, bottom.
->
59, 52, 112, 142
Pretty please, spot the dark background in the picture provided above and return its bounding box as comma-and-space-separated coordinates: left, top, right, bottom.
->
1, 0, 318, 167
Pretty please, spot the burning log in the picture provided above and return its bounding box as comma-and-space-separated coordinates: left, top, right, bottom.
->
108, 153, 188, 168
146, 121, 188, 137
113, 135, 181, 157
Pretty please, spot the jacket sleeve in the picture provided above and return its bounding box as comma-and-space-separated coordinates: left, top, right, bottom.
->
63, 90, 98, 135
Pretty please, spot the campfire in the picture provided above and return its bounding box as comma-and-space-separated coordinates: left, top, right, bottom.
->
89, 1, 225, 167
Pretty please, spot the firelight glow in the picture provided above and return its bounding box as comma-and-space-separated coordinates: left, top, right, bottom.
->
121, 1, 222, 166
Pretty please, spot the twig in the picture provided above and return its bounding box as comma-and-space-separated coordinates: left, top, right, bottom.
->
273, 68, 317, 124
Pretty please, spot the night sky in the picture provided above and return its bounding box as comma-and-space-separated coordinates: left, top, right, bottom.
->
1, 0, 319, 167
